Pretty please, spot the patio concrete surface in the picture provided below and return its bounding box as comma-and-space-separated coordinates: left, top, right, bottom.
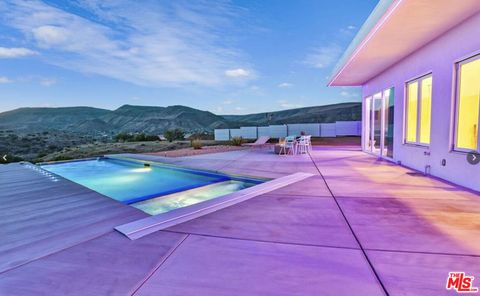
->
0, 146, 479, 295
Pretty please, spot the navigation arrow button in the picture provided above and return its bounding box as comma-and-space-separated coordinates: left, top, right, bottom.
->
467, 151, 480, 165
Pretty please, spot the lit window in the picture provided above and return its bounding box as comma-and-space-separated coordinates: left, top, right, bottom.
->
455, 56, 480, 151
420, 77, 432, 144
406, 81, 418, 142
405, 74, 432, 145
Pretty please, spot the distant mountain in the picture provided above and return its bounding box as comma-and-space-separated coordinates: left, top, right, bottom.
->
0, 105, 230, 134
101, 105, 229, 133
0, 107, 111, 133
222, 102, 361, 126
0, 102, 361, 134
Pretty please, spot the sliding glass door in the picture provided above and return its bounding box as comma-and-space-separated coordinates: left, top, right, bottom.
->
364, 97, 373, 151
373, 92, 383, 154
364, 88, 395, 158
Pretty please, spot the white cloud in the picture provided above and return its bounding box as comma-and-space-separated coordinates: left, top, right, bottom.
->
338, 87, 362, 100
339, 90, 360, 99
225, 68, 250, 78
32, 26, 70, 47
304, 44, 343, 69
278, 82, 293, 88
0, 76, 13, 84
40, 102, 54, 108
40, 78, 57, 86
277, 99, 303, 109
0, 0, 254, 87
340, 25, 357, 35
216, 105, 248, 115
222, 99, 234, 105
0, 47, 37, 58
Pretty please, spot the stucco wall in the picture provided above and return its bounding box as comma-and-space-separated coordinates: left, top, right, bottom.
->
362, 12, 480, 192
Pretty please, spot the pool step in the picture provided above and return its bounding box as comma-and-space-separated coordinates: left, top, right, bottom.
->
115, 172, 314, 240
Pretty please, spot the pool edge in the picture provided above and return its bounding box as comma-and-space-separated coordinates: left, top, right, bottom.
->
115, 172, 314, 240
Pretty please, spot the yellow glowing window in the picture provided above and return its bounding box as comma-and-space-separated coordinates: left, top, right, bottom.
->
405, 75, 432, 145
456, 57, 480, 151
406, 81, 418, 142
420, 77, 432, 144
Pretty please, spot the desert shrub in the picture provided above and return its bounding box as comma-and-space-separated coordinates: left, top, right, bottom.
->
187, 132, 213, 140
114, 132, 159, 142
230, 137, 243, 146
114, 132, 133, 142
134, 133, 159, 141
52, 155, 74, 161
190, 139, 203, 150
164, 128, 185, 142
37, 152, 48, 158
146, 134, 159, 141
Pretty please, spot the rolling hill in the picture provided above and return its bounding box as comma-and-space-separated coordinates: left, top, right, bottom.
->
223, 102, 361, 126
0, 102, 361, 134
101, 105, 229, 133
0, 107, 111, 133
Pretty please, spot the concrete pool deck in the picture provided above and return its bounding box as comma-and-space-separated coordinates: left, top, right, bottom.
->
0, 146, 479, 295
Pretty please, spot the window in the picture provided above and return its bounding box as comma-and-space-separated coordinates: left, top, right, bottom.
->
405, 74, 432, 145
455, 55, 480, 151
406, 81, 418, 142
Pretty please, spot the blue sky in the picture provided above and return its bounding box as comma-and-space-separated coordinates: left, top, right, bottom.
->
0, 0, 377, 114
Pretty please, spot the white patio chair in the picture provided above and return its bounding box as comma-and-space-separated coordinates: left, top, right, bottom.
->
297, 136, 308, 154
305, 135, 312, 152
296, 135, 312, 154
279, 136, 296, 155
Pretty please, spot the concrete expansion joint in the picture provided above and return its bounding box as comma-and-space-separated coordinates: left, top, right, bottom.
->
131, 234, 190, 296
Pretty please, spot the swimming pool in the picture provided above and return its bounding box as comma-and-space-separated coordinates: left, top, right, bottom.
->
41, 158, 262, 215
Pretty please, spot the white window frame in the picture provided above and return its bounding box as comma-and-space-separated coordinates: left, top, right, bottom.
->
363, 87, 394, 158
453, 54, 480, 153
364, 96, 372, 152
404, 73, 432, 146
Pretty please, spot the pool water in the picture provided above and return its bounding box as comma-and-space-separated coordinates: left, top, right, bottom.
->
132, 180, 251, 215
41, 158, 260, 214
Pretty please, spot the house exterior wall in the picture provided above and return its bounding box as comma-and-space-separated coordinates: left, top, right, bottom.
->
361, 12, 480, 192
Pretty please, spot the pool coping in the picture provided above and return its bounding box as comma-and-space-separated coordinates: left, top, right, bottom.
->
106, 154, 273, 182
106, 156, 267, 184
115, 172, 314, 240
